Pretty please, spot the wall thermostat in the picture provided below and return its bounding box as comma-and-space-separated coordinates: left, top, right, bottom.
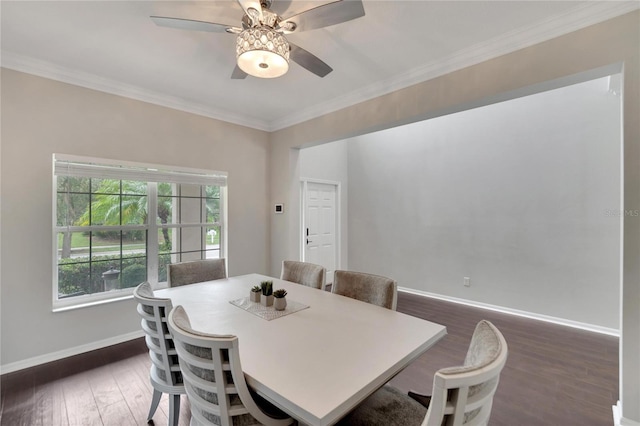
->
275, 204, 284, 214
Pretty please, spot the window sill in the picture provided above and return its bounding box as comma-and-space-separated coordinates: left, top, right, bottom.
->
53, 293, 134, 313
52, 283, 168, 312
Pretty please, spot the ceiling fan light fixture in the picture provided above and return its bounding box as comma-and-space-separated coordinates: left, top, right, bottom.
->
236, 26, 290, 78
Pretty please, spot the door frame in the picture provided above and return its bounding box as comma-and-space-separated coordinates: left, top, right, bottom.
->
300, 178, 341, 277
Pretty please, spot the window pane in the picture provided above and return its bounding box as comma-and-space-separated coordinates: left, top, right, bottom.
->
122, 180, 146, 195
121, 231, 147, 288
158, 253, 171, 283
57, 176, 90, 193
122, 195, 147, 225
205, 225, 220, 259
206, 226, 220, 248
57, 231, 90, 261
121, 255, 147, 288
91, 231, 121, 257
157, 195, 174, 225
90, 179, 121, 225
57, 261, 90, 298
122, 230, 146, 256
206, 199, 220, 223
158, 182, 173, 196
205, 185, 220, 199
158, 228, 173, 253
205, 249, 220, 259
90, 193, 120, 225
180, 197, 201, 223
57, 230, 149, 296
92, 260, 121, 293
56, 192, 90, 227
181, 251, 202, 262
91, 178, 119, 194
180, 184, 201, 197
181, 227, 202, 253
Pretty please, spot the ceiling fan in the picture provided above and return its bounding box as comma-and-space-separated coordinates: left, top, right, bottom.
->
151, 0, 365, 79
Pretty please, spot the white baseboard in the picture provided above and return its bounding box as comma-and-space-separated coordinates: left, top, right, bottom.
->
398, 287, 620, 337
0, 330, 144, 375
614, 401, 622, 425
613, 401, 640, 426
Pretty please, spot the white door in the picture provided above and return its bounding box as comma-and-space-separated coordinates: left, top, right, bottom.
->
303, 182, 338, 283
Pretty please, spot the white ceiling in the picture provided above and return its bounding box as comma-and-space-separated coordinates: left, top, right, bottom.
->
2, 1, 637, 131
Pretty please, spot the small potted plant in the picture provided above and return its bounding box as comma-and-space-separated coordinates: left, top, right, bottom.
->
273, 288, 287, 311
250, 285, 261, 303
260, 280, 274, 307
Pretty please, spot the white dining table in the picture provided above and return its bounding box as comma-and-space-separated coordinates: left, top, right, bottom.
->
155, 273, 446, 426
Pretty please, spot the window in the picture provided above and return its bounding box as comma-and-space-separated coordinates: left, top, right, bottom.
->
53, 155, 227, 309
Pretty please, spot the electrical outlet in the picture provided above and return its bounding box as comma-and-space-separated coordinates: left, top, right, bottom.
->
464, 277, 471, 287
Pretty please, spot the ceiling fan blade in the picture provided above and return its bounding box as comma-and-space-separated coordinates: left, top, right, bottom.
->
289, 43, 333, 77
151, 16, 240, 34
268, 0, 294, 16
279, 0, 365, 33
237, 0, 264, 25
231, 65, 248, 79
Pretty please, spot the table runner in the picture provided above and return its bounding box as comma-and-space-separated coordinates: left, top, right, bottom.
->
229, 297, 309, 321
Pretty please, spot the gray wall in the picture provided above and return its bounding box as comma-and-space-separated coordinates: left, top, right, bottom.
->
0, 69, 270, 368
346, 77, 620, 329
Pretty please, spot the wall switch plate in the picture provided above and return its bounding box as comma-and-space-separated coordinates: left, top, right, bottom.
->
464, 277, 471, 287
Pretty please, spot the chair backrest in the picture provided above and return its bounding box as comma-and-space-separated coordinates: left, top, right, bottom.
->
167, 305, 293, 426
331, 270, 398, 310
133, 282, 183, 389
167, 258, 227, 287
423, 320, 508, 426
280, 260, 326, 290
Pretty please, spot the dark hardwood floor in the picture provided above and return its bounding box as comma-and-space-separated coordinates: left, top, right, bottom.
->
389, 293, 618, 426
1, 292, 618, 425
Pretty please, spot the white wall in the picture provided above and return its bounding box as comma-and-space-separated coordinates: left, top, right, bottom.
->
0, 69, 270, 368
346, 77, 621, 329
299, 140, 349, 272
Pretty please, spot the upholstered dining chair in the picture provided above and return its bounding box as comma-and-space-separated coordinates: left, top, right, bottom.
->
167, 258, 226, 287
167, 305, 295, 426
331, 270, 398, 310
280, 260, 326, 290
336, 320, 508, 426
133, 282, 185, 426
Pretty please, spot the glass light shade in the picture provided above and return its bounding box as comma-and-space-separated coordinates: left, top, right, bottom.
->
236, 26, 290, 78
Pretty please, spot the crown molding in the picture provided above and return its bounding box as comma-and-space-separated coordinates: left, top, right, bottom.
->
0, 51, 272, 131
2, 2, 637, 132
270, 1, 639, 131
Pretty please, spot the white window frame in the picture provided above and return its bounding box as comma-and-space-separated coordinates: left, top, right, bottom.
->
52, 154, 228, 311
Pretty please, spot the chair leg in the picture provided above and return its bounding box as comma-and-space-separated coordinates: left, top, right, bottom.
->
169, 394, 181, 426
407, 390, 432, 408
147, 389, 162, 422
